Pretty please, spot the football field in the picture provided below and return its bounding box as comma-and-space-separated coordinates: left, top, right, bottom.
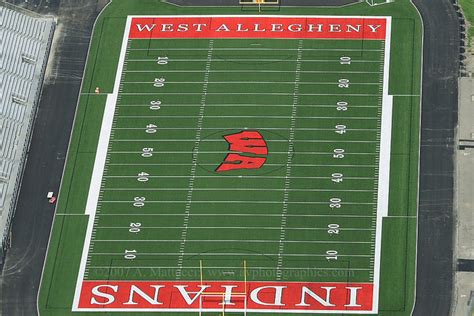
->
38, 4, 423, 315
72, 15, 393, 313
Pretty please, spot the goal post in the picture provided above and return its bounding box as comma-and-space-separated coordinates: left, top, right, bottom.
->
239, 0, 280, 4
366, 0, 394, 6
199, 294, 248, 316
239, 0, 280, 12
198, 260, 249, 315
199, 259, 248, 292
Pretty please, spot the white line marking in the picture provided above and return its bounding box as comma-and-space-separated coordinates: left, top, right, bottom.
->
95, 213, 376, 218
128, 58, 380, 63
102, 188, 374, 192
107, 151, 377, 155
115, 115, 378, 119
98, 226, 374, 231
176, 39, 214, 279
123, 81, 381, 86
90, 252, 373, 258
130, 47, 383, 52
372, 17, 393, 314
99, 200, 376, 205
101, 174, 375, 179
125, 70, 381, 74
120, 92, 380, 96
112, 127, 378, 132
93, 239, 372, 244
87, 266, 372, 271
111, 139, 378, 144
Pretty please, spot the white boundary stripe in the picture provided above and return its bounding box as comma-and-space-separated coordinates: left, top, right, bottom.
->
72, 16, 132, 311
372, 16, 392, 314
73, 14, 393, 314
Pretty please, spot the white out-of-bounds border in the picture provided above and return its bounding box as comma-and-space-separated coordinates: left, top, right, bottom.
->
72, 15, 393, 314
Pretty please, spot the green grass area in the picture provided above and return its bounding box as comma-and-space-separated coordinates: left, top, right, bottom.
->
460, 0, 474, 47
38, 1, 422, 315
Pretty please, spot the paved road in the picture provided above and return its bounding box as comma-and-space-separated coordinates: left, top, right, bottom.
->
0, 1, 101, 315
412, 0, 459, 314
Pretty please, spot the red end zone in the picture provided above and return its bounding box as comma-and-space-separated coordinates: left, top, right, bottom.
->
78, 281, 373, 312
129, 16, 387, 40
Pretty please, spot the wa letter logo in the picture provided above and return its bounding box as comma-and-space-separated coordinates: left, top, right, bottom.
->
216, 130, 268, 172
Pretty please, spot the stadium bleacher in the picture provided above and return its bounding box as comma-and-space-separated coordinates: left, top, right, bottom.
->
0, 3, 55, 264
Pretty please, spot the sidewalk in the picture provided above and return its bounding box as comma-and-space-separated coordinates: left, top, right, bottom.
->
453, 77, 474, 316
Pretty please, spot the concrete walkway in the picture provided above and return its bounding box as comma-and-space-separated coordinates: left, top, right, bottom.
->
453, 77, 474, 316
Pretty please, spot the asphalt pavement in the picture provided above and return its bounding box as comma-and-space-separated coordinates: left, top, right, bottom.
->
412, 0, 459, 314
0, 1, 102, 315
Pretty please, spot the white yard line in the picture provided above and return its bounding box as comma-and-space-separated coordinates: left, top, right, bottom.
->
111, 139, 378, 144
93, 239, 372, 244
99, 200, 376, 205
107, 162, 375, 168
100, 173, 375, 179
123, 81, 381, 86
96, 213, 376, 218
130, 47, 383, 52
102, 188, 374, 192
87, 265, 372, 271
117, 103, 380, 107
90, 252, 373, 257
125, 70, 381, 74
107, 151, 377, 155
128, 58, 380, 63
113, 127, 379, 132
176, 39, 214, 279
98, 226, 375, 231
115, 115, 379, 119
120, 92, 380, 96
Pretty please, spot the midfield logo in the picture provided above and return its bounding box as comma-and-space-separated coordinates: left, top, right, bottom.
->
216, 130, 268, 172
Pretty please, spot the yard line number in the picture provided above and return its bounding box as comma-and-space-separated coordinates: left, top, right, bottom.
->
340, 56, 351, 65
157, 56, 169, 65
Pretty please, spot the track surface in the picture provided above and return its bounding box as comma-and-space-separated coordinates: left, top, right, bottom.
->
412, 0, 458, 314
0, 0, 458, 315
